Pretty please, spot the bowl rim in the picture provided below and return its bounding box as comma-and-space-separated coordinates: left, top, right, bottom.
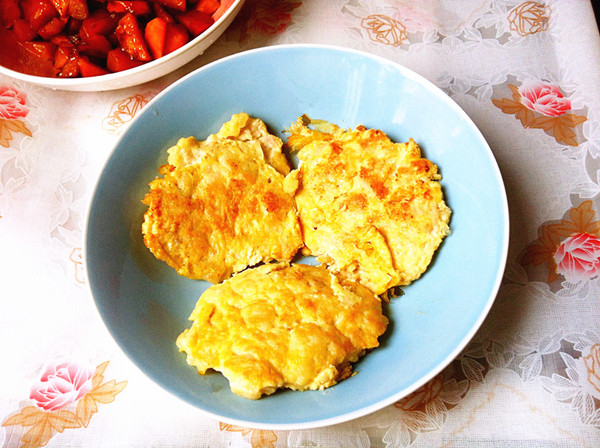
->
83, 43, 510, 430
0, 0, 245, 90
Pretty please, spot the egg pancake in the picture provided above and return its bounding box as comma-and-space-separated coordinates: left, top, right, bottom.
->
141, 114, 303, 283
284, 116, 451, 295
167, 112, 290, 175
176, 262, 388, 399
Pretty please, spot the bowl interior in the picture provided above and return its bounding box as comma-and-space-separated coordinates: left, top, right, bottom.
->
85, 45, 508, 429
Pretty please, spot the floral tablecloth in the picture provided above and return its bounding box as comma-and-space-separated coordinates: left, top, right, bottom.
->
2, 0, 600, 447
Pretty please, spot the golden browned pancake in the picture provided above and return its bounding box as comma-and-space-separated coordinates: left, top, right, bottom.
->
167, 112, 290, 176
283, 116, 451, 295
141, 114, 303, 283
176, 262, 388, 399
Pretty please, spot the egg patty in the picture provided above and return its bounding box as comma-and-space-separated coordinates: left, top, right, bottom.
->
176, 262, 388, 399
141, 114, 303, 283
284, 116, 451, 295
167, 112, 291, 176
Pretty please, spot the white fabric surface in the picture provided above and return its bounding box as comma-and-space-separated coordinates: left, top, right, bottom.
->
1, 0, 600, 446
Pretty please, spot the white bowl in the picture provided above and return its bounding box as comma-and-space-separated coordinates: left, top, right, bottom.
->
0, 0, 244, 91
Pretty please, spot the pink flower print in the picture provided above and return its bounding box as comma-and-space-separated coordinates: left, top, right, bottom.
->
0, 86, 29, 120
554, 233, 600, 282
30, 361, 95, 411
518, 81, 571, 117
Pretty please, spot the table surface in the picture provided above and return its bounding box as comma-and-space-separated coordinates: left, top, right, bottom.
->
2, 1, 600, 447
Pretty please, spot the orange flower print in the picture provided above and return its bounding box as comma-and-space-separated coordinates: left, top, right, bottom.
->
361, 14, 407, 47
219, 423, 277, 448
102, 94, 149, 135
236, 0, 302, 41
507, 1, 551, 36
492, 81, 587, 146
0, 85, 32, 148
521, 201, 600, 283
3, 360, 127, 448
69, 247, 85, 284
584, 344, 600, 396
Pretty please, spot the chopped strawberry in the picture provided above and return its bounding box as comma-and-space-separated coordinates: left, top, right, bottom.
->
78, 55, 109, 76
16, 40, 57, 76
78, 33, 112, 57
50, 0, 69, 18
194, 0, 219, 15
176, 9, 212, 36
22, 40, 56, 60
50, 32, 71, 45
151, 2, 175, 23
21, 0, 58, 31
211, 0, 233, 21
0, 0, 22, 27
64, 16, 81, 33
163, 21, 187, 54
107, 0, 151, 16
144, 16, 166, 59
80, 9, 119, 37
53, 41, 74, 68
37, 16, 67, 39
106, 47, 144, 71
155, 0, 185, 12
12, 18, 37, 41
68, 0, 89, 20
115, 13, 151, 61
57, 52, 80, 76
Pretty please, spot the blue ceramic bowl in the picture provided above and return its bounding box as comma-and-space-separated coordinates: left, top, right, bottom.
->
84, 44, 509, 429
